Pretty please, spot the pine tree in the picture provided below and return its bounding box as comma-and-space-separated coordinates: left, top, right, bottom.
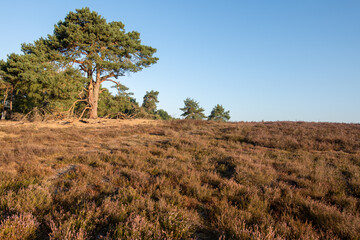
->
208, 104, 230, 122
0, 63, 11, 119
142, 90, 159, 113
180, 98, 206, 120
156, 109, 172, 120
24, 7, 158, 118
98, 86, 139, 118
0, 53, 84, 115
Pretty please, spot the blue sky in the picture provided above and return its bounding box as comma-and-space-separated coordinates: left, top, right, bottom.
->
0, 0, 359, 122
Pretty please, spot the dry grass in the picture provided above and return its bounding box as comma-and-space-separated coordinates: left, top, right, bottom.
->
0, 119, 359, 239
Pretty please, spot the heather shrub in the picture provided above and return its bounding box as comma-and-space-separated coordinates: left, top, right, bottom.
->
2, 186, 52, 214
0, 120, 359, 239
0, 213, 39, 240
115, 214, 163, 239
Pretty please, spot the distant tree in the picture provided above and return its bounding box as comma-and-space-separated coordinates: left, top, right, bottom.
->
156, 109, 172, 120
0, 59, 14, 118
23, 7, 158, 119
0, 65, 11, 119
142, 90, 159, 113
0, 53, 84, 117
98, 85, 139, 118
180, 98, 206, 120
112, 83, 133, 98
208, 104, 230, 122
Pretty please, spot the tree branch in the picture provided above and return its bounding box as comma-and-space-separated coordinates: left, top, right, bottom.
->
101, 78, 121, 87
79, 65, 87, 72
100, 72, 116, 83
78, 106, 91, 120
73, 59, 85, 65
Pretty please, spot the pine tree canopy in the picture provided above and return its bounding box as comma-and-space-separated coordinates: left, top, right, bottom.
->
1, 52, 84, 113
180, 98, 206, 120
208, 104, 230, 122
23, 7, 158, 118
0, 61, 10, 89
142, 90, 159, 113
156, 109, 172, 120
48, 7, 158, 76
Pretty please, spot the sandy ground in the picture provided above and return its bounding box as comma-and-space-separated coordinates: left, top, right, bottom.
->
0, 118, 159, 129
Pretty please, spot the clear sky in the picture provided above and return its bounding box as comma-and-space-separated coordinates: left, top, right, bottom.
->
0, 0, 359, 122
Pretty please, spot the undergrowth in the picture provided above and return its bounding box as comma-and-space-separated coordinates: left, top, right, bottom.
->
0, 120, 359, 239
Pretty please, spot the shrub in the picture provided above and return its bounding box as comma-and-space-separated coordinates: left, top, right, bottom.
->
0, 213, 39, 240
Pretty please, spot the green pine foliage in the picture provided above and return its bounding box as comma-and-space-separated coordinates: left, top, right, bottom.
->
0, 60, 7, 87
142, 90, 159, 114
97, 88, 139, 118
139, 90, 173, 120
208, 104, 230, 122
156, 109, 172, 120
0, 61, 10, 114
38, 7, 159, 118
0, 8, 175, 120
180, 98, 206, 120
1, 53, 85, 115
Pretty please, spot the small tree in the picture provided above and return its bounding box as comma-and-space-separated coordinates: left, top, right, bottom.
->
156, 109, 172, 120
208, 104, 230, 122
97, 87, 139, 118
142, 90, 159, 113
180, 98, 206, 120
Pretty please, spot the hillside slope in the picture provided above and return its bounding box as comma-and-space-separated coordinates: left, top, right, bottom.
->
0, 120, 359, 239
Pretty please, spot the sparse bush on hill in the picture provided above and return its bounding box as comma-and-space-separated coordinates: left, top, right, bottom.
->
156, 109, 172, 120
97, 88, 139, 119
142, 90, 159, 114
208, 104, 230, 122
138, 90, 172, 120
0, 120, 359, 239
180, 98, 206, 120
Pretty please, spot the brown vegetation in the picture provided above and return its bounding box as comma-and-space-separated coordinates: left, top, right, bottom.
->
0, 119, 359, 239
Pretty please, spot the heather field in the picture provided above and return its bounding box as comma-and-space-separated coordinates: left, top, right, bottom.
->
0, 119, 359, 239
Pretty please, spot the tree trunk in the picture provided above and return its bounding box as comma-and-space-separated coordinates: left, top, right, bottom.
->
1, 89, 8, 120
8, 89, 13, 119
88, 81, 100, 119
88, 81, 95, 119
88, 70, 102, 119
9, 93, 12, 117
1, 110, 6, 120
